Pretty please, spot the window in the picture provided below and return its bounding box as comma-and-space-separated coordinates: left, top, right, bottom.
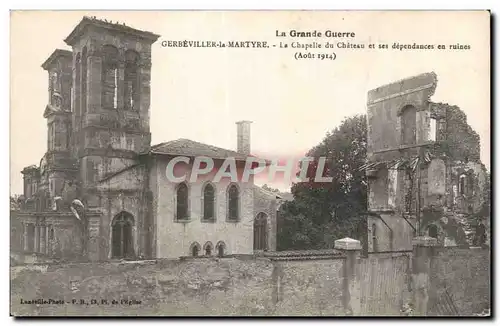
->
428, 224, 438, 238
111, 212, 135, 259
190, 242, 201, 257
113, 68, 118, 109
372, 223, 378, 252
216, 241, 226, 257
227, 184, 240, 221
459, 174, 466, 196
101, 45, 119, 110
204, 242, 213, 256
401, 105, 417, 145
124, 50, 140, 111
467, 173, 475, 196
202, 183, 216, 221
254, 212, 268, 251
176, 182, 189, 220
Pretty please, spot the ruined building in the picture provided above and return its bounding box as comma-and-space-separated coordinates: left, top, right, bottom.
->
362, 72, 489, 252
14, 17, 278, 261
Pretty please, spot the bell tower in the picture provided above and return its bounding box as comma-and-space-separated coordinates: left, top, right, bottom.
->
64, 17, 159, 206
41, 49, 74, 199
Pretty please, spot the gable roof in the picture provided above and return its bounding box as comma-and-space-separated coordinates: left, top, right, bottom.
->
149, 138, 251, 161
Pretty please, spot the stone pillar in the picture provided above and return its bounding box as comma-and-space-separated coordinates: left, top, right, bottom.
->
34, 224, 40, 253
86, 54, 102, 114
87, 216, 101, 261
117, 61, 126, 110
23, 223, 28, 251
45, 225, 50, 255
412, 236, 438, 316
139, 55, 152, 132
39, 224, 46, 254
335, 237, 361, 316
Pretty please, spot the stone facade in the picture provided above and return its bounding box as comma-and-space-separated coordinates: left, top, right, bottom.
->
10, 241, 490, 316
364, 72, 489, 252
14, 16, 277, 261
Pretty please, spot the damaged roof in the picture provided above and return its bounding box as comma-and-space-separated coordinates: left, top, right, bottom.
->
149, 138, 251, 161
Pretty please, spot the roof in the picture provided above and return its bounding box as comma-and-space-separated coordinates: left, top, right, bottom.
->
149, 138, 253, 161
64, 16, 160, 46
41, 49, 72, 70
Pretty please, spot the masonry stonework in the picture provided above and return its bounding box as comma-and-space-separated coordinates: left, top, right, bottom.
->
364, 72, 489, 252
14, 17, 277, 261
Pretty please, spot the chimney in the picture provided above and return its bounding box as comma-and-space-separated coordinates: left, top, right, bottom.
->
236, 120, 252, 155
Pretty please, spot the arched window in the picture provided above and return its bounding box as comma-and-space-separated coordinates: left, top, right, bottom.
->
428, 224, 438, 238
111, 211, 135, 259
190, 242, 201, 257
216, 241, 226, 257
372, 223, 378, 252
101, 45, 119, 110
176, 182, 189, 220
401, 105, 417, 145
227, 184, 240, 221
202, 183, 215, 221
204, 242, 213, 256
124, 50, 140, 111
254, 212, 268, 251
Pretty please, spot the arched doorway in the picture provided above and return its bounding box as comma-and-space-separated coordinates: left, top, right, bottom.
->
216, 241, 226, 257
428, 224, 438, 238
254, 212, 268, 251
111, 211, 135, 259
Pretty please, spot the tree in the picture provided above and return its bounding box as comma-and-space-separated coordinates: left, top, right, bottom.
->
277, 115, 367, 250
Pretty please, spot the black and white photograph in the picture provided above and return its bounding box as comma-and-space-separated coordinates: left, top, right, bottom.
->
9, 10, 491, 317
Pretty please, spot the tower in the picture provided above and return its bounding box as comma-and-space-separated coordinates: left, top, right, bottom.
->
63, 17, 159, 207
41, 49, 74, 201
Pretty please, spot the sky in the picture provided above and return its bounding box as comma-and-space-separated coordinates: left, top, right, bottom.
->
10, 11, 490, 194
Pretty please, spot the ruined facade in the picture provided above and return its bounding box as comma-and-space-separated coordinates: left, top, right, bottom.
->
15, 17, 278, 261
363, 72, 489, 252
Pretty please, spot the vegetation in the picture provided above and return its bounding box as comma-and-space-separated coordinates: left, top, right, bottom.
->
277, 115, 368, 250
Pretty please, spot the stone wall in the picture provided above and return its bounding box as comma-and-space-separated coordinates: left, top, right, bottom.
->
411, 237, 490, 316
153, 157, 255, 258
430, 247, 490, 315
10, 239, 490, 316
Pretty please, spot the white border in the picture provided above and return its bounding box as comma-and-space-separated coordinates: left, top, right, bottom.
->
4, 1, 498, 325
